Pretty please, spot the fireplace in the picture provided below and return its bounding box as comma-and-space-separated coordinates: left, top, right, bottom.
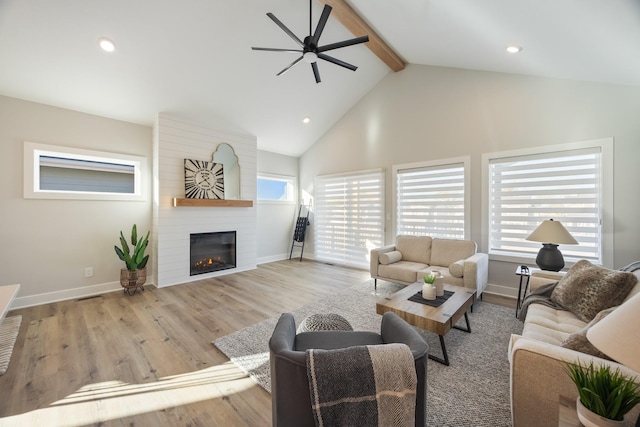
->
190, 231, 236, 276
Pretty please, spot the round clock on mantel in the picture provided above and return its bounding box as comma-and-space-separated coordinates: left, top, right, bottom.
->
184, 159, 225, 199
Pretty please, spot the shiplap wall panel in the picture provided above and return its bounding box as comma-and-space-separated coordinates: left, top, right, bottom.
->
153, 114, 257, 287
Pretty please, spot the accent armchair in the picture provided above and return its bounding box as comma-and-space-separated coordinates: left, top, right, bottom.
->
269, 312, 429, 427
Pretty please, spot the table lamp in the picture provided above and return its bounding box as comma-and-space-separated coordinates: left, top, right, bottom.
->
525, 219, 578, 271
587, 292, 640, 426
587, 292, 640, 372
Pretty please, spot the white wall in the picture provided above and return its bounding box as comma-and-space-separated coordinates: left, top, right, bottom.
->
153, 115, 257, 287
256, 150, 299, 263
299, 64, 640, 297
0, 95, 152, 307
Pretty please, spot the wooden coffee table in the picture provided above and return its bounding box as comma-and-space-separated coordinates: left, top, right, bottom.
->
376, 282, 476, 365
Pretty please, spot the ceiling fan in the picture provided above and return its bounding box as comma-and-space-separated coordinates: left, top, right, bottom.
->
252, 0, 369, 83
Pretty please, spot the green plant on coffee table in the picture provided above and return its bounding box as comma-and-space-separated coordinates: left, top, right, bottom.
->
114, 224, 150, 271
423, 271, 437, 284
565, 360, 640, 421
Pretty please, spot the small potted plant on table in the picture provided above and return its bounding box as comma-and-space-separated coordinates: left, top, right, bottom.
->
114, 224, 149, 295
565, 360, 640, 426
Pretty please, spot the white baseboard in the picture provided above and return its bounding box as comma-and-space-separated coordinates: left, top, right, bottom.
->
256, 251, 319, 265
484, 283, 519, 299
257, 253, 289, 264
13, 281, 123, 309
12, 274, 159, 309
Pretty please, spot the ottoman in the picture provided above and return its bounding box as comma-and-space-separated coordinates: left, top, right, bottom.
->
296, 313, 353, 333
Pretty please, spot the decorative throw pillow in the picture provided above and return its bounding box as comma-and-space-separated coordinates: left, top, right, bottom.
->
561, 306, 616, 360
550, 260, 637, 322
379, 250, 402, 265
449, 260, 465, 278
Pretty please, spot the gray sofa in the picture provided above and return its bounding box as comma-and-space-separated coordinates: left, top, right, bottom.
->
370, 235, 489, 298
269, 312, 429, 427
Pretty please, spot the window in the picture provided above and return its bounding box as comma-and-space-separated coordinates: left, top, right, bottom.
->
483, 138, 613, 266
24, 141, 147, 201
314, 169, 384, 269
257, 174, 295, 203
394, 158, 470, 239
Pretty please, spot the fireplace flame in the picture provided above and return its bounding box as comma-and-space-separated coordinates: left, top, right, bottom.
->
193, 256, 225, 271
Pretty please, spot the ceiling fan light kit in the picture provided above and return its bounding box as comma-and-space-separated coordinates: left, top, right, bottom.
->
252, 0, 369, 83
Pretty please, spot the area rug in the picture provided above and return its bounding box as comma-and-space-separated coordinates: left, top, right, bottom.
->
0, 315, 22, 375
213, 281, 523, 426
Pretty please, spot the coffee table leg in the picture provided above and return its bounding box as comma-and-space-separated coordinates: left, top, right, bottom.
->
428, 335, 450, 366
453, 312, 471, 333
428, 312, 472, 366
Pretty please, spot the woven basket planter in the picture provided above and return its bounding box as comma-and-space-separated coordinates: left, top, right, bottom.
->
120, 268, 147, 295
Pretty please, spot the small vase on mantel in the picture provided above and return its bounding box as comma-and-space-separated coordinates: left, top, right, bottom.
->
576, 398, 627, 427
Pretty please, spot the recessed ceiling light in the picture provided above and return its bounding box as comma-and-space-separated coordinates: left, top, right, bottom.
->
506, 45, 522, 54
98, 37, 116, 53
302, 117, 311, 124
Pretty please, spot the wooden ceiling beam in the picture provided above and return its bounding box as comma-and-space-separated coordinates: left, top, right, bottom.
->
316, 0, 406, 72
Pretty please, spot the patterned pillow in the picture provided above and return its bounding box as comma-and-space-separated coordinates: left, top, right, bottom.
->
561, 306, 615, 359
550, 260, 637, 322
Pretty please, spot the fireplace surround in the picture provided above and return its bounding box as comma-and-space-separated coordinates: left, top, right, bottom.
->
190, 231, 236, 276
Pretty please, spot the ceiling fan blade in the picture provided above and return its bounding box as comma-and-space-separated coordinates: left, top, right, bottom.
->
267, 13, 304, 48
312, 62, 321, 83
310, 5, 332, 47
318, 53, 357, 71
276, 56, 304, 76
252, 47, 303, 53
318, 35, 369, 53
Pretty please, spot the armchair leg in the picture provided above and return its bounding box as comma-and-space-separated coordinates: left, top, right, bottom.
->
374, 278, 377, 290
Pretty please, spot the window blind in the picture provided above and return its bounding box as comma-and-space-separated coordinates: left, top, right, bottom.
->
488, 148, 602, 263
396, 163, 466, 239
314, 170, 384, 269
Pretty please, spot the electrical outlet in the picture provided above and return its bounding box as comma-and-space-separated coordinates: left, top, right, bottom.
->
84, 267, 93, 277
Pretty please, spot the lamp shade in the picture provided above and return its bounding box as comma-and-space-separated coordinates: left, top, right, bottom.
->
586, 292, 640, 372
525, 219, 578, 245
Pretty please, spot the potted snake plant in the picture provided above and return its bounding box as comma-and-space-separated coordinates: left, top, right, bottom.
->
114, 224, 150, 295
565, 361, 640, 426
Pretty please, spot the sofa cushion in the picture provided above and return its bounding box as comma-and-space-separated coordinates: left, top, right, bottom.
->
379, 250, 402, 265
550, 260, 637, 322
378, 261, 427, 284
449, 259, 465, 278
430, 239, 476, 267
395, 235, 431, 264
522, 304, 586, 346
560, 306, 615, 359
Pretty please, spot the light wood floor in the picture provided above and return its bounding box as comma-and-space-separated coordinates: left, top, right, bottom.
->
0, 260, 514, 426
0, 260, 371, 426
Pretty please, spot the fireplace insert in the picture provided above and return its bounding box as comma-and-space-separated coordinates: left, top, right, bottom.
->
190, 231, 236, 276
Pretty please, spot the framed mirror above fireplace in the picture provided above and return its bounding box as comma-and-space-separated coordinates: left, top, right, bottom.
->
212, 143, 240, 200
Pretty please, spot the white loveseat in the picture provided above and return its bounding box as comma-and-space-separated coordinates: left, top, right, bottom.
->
509, 262, 640, 427
369, 235, 489, 298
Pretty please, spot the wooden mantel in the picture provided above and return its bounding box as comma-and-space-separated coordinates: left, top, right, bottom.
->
172, 198, 253, 207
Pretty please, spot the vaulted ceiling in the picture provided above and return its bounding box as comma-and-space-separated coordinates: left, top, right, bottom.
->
1, 0, 638, 157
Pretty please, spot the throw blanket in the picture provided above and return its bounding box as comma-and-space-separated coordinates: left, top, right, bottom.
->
517, 281, 565, 322
306, 343, 417, 427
